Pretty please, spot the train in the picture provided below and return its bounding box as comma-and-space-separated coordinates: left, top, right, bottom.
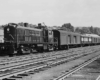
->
0, 23, 100, 56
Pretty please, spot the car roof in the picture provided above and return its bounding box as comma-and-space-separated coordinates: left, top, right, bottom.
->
58, 30, 81, 35
81, 34, 100, 38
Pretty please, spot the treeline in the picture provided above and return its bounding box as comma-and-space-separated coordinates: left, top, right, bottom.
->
75, 26, 100, 35
59, 23, 100, 36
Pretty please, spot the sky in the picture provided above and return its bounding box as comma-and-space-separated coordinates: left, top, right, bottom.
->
0, 0, 100, 27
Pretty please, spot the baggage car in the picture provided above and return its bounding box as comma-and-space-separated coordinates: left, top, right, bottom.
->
53, 30, 81, 50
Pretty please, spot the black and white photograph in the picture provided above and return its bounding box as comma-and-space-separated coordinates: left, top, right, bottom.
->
0, 0, 100, 80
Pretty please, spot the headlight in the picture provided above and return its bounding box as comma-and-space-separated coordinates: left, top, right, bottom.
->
7, 28, 10, 31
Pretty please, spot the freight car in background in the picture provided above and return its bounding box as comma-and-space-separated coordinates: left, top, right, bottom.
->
1, 23, 58, 56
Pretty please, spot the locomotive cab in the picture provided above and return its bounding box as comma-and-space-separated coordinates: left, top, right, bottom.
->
38, 23, 58, 51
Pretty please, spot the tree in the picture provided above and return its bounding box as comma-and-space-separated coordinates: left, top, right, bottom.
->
75, 27, 91, 34
93, 27, 100, 36
61, 23, 74, 32
89, 26, 94, 33
75, 27, 82, 33
81, 27, 91, 34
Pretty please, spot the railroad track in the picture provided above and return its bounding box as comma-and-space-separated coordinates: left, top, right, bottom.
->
53, 53, 100, 80
0, 50, 73, 65
0, 46, 99, 71
0, 49, 89, 67
0, 45, 98, 66
0, 46, 95, 64
0, 55, 85, 79
0, 47, 100, 80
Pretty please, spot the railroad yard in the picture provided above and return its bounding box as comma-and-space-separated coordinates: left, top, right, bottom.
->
0, 0, 100, 80
0, 46, 99, 80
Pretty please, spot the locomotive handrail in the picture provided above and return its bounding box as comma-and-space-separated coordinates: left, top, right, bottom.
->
9, 34, 14, 40
54, 37, 58, 42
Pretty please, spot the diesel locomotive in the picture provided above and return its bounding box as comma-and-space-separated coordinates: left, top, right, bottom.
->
0, 23, 58, 56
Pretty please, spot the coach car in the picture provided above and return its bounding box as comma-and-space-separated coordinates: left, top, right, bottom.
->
81, 34, 92, 46
81, 34, 100, 46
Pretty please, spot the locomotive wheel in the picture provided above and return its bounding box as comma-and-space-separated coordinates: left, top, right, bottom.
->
17, 49, 23, 55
